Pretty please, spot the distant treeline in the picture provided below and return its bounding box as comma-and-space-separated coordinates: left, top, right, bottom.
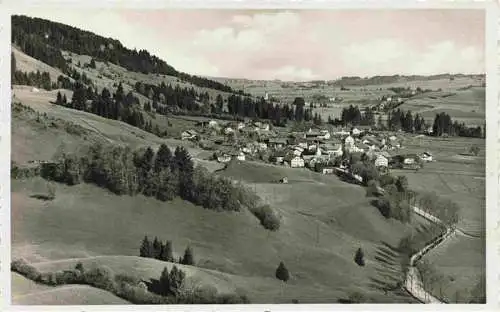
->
12, 15, 245, 95
329, 74, 484, 87
135, 81, 323, 126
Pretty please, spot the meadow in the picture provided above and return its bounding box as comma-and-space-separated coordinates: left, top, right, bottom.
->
390, 134, 486, 303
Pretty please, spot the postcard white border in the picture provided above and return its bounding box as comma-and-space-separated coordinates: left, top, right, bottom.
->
0, 0, 498, 311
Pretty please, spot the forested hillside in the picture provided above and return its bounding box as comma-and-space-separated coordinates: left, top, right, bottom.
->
11, 15, 241, 94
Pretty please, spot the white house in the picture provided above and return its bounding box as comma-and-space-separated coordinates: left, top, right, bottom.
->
334, 129, 351, 137
375, 155, 389, 168
208, 120, 218, 128
344, 135, 355, 148
319, 130, 331, 140
420, 152, 433, 162
236, 152, 246, 161
224, 127, 235, 135
352, 128, 362, 136
290, 156, 305, 168
217, 154, 232, 163
237, 122, 246, 130
181, 130, 198, 141
322, 167, 335, 175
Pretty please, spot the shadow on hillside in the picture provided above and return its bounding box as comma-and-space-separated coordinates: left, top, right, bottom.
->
30, 194, 53, 201
144, 278, 163, 296
368, 241, 409, 299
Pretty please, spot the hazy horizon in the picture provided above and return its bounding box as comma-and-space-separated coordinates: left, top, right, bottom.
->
15, 9, 485, 82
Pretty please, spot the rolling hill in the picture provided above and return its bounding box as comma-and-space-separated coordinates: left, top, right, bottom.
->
10, 14, 485, 305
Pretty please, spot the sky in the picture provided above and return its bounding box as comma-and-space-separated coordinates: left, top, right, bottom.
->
16, 8, 485, 81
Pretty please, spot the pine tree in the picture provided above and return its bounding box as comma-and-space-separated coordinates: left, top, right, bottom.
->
181, 246, 195, 265
56, 91, 63, 105
140, 235, 152, 258
90, 58, 96, 69
168, 265, 186, 296
354, 247, 365, 266
154, 144, 172, 172
159, 266, 170, 296
275, 261, 290, 282
62, 94, 67, 105
152, 236, 161, 259
164, 240, 174, 262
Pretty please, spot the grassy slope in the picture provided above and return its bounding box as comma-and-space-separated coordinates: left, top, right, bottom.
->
12, 272, 130, 305
12, 46, 69, 82
11, 104, 420, 303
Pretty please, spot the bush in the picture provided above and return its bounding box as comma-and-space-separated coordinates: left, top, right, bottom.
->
365, 179, 380, 197
354, 248, 365, 266
83, 265, 116, 292
250, 204, 280, 231
275, 261, 290, 282
11, 258, 42, 282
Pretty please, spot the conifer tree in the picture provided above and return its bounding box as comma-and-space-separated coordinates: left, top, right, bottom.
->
275, 261, 290, 282
164, 240, 174, 262
56, 91, 63, 105
168, 265, 186, 296
140, 235, 152, 258
354, 247, 365, 266
181, 246, 195, 265
159, 266, 170, 296
152, 236, 161, 259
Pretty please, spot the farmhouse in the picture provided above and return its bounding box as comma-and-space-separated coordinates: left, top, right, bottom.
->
320, 144, 343, 157
374, 155, 389, 168
181, 129, 198, 141
322, 167, 335, 175
420, 152, 433, 162
289, 156, 305, 168
217, 153, 232, 163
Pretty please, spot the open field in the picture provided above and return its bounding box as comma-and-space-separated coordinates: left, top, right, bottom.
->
421, 234, 485, 303
389, 134, 485, 302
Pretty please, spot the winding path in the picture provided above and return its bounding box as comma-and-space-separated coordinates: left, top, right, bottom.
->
403, 206, 456, 304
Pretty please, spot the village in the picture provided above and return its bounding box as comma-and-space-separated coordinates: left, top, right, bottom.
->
180, 116, 434, 184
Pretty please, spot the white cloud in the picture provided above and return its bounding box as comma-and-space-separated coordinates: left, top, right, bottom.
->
341, 39, 484, 77
268, 66, 318, 81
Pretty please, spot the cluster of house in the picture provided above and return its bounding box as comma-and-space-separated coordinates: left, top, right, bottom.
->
181, 119, 434, 174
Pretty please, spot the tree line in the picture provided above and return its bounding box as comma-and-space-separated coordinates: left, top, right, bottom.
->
432, 112, 484, 138
139, 236, 195, 266
135, 80, 321, 126
12, 15, 244, 95
11, 258, 249, 304
38, 143, 279, 230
